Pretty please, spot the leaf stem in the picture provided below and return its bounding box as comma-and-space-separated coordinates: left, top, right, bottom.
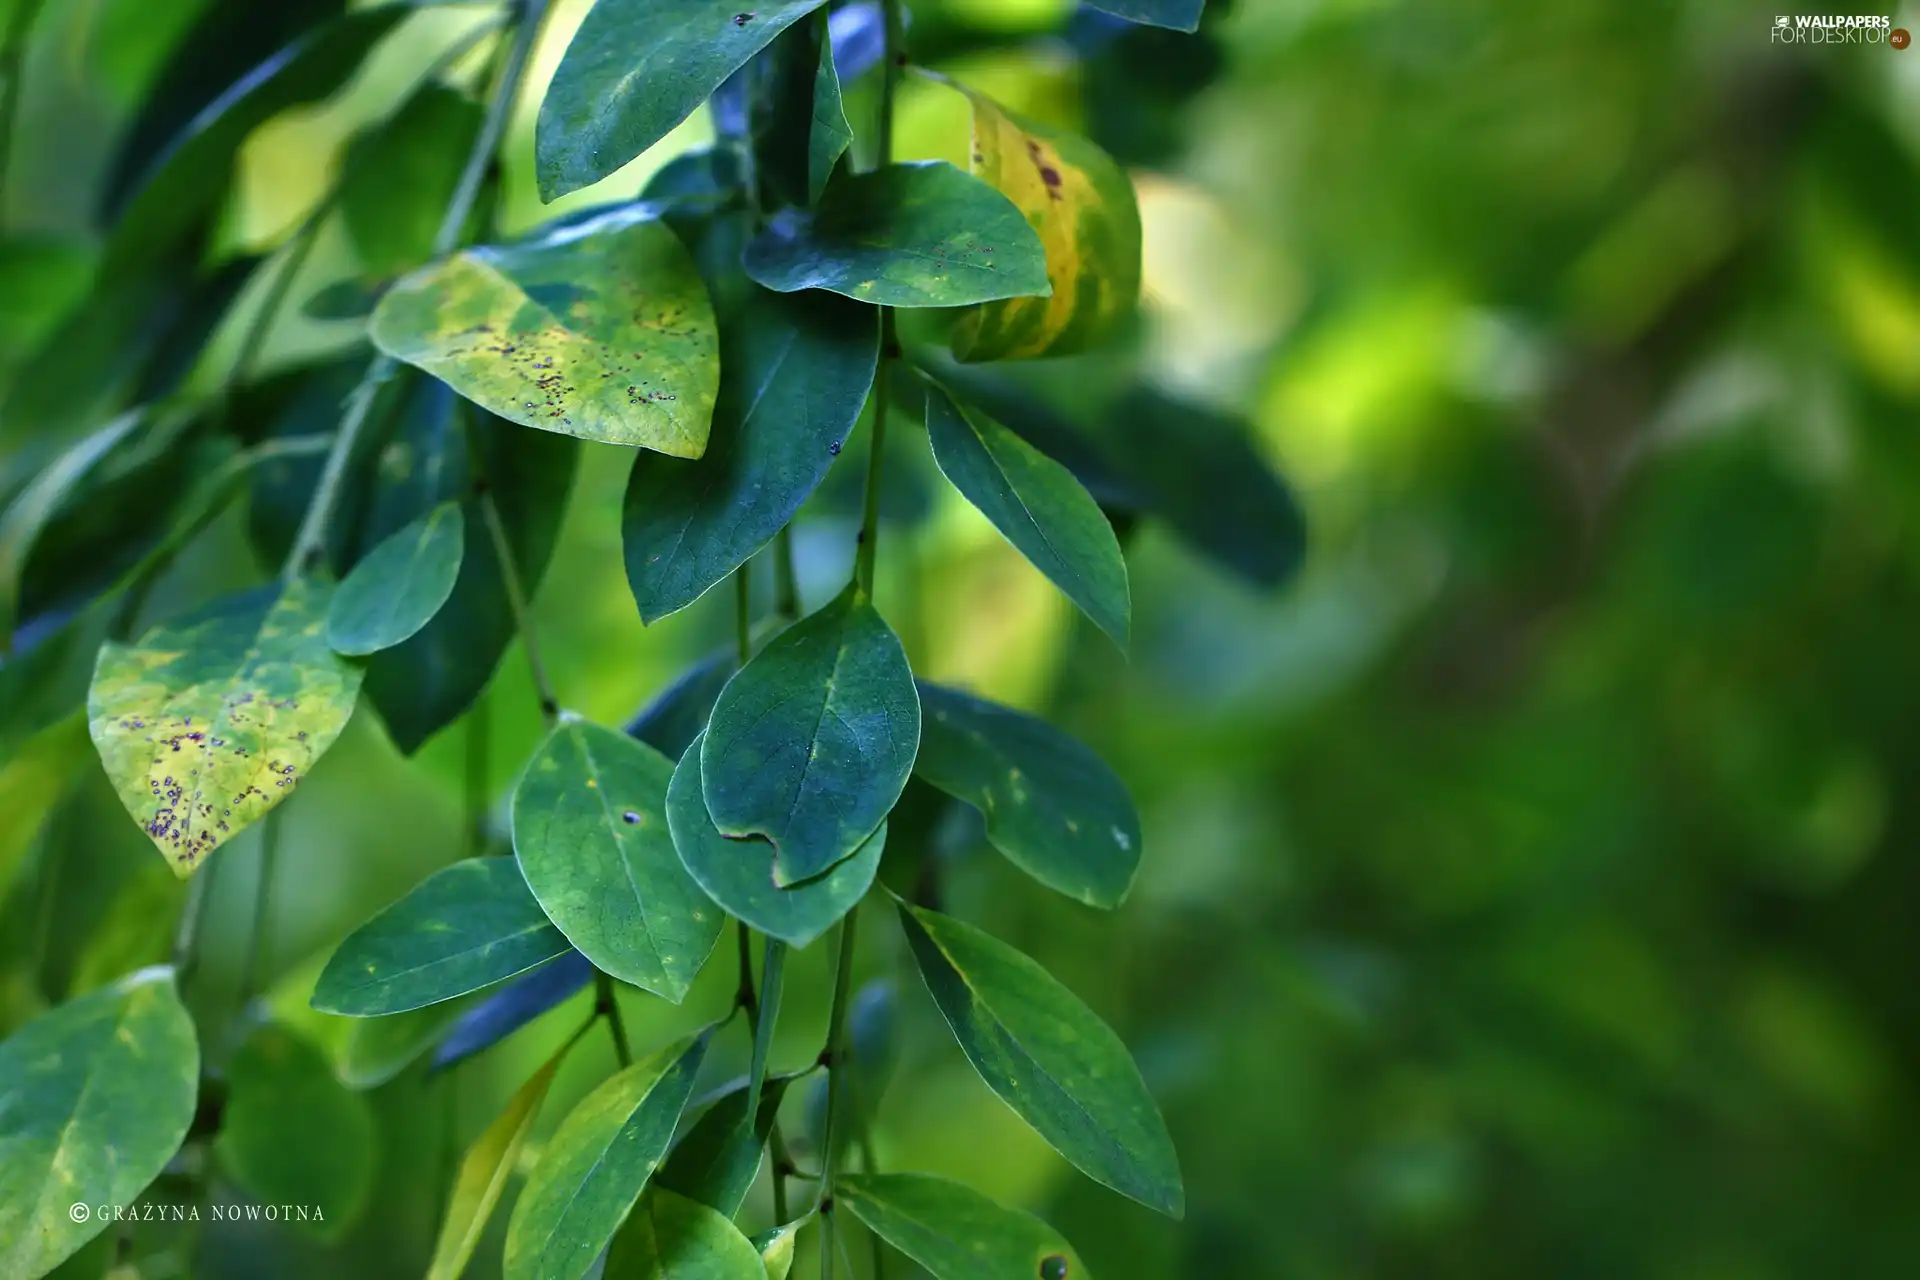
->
0, 0, 47, 225
774, 524, 801, 617
235, 808, 282, 1012
816, 905, 861, 1276
282, 0, 548, 582
746, 936, 786, 1118
854, 0, 905, 602
170, 856, 218, 993
594, 970, 632, 1067
474, 474, 560, 723
734, 564, 753, 664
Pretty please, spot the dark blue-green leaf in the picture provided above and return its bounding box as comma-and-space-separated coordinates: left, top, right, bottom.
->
701, 587, 919, 885
754, 11, 853, 207
312, 857, 571, 1015
896, 900, 1183, 1217
743, 162, 1049, 307
431, 951, 594, 1072
669, 732, 882, 948
624, 288, 877, 621
914, 681, 1140, 908
624, 649, 736, 761
513, 719, 724, 1002
0, 967, 197, 1278
922, 377, 1129, 647
503, 1031, 709, 1280
536, 0, 831, 201
326, 500, 464, 656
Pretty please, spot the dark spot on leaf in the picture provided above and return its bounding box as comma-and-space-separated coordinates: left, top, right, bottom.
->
733, 10, 754, 24
1040, 1257, 1069, 1280
622, 810, 641, 824
829, 441, 842, 455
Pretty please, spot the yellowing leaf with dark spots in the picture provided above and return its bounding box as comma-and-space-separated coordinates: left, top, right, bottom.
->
87, 579, 364, 877
946, 84, 1142, 362
369, 206, 720, 457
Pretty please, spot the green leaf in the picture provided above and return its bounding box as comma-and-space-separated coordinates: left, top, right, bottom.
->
751, 1219, 805, 1279
914, 681, 1140, 908
512, 719, 725, 1002
754, 11, 853, 208
312, 857, 571, 1016
369, 207, 720, 456
670, 733, 883, 948
1083, 0, 1203, 32
0, 715, 91, 903
604, 1186, 766, 1279
215, 1021, 377, 1239
325, 500, 465, 656
361, 377, 577, 754
837, 1172, 1089, 1280
701, 586, 920, 886
105, 6, 410, 273
656, 1071, 794, 1216
341, 83, 483, 279
427, 1055, 563, 1280
895, 900, 1183, 1217
503, 1031, 709, 1280
921, 377, 1129, 648
624, 288, 878, 621
743, 162, 1051, 308
0, 966, 197, 1279
87, 578, 366, 876
536, 0, 831, 201
0, 408, 144, 650
947, 84, 1142, 361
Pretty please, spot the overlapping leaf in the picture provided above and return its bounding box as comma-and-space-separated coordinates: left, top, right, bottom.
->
88, 578, 365, 875
326, 500, 464, 655
744, 162, 1050, 307
624, 288, 878, 622
312, 857, 571, 1015
922, 377, 1129, 647
838, 1173, 1088, 1280
657, 1073, 794, 1216
0, 967, 197, 1278
537, 0, 830, 200
604, 1186, 765, 1278
701, 587, 920, 885
670, 733, 884, 947
915, 681, 1141, 907
504, 1032, 709, 1280
513, 719, 724, 1002
754, 10, 853, 208
897, 900, 1184, 1216
370, 207, 719, 455
427, 1056, 562, 1280
948, 84, 1142, 361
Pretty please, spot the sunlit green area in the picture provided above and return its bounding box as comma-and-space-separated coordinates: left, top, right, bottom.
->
5, 0, 1919, 1275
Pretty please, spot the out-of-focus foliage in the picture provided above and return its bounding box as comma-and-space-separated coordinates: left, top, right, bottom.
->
4, 0, 1919, 1276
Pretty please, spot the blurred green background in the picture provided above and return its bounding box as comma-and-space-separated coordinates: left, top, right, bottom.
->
6, 0, 1920, 1276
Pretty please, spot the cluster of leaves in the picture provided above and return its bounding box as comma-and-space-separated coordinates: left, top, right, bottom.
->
0, 0, 1304, 1276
